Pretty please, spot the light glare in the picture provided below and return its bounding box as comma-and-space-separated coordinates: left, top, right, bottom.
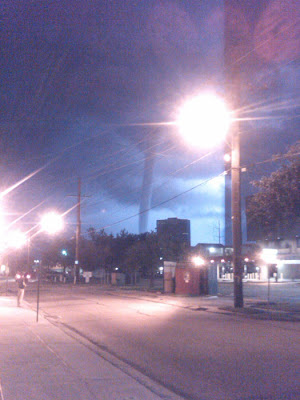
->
261, 248, 278, 264
178, 93, 231, 148
224, 153, 231, 162
7, 230, 27, 249
40, 212, 63, 234
193, 256, 205, 267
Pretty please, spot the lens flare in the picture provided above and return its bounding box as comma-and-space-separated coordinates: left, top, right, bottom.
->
178, 93, 231, 148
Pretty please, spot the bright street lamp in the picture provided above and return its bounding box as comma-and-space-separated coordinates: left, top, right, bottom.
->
193, 256, 205, 267
40, 212, 64, 234
177, 92, 231, 147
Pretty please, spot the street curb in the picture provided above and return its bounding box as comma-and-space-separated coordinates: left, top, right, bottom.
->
46, 319, 186, 400
218, 306, 300, 322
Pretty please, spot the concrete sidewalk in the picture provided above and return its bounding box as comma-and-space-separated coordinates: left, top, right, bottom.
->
0, 296, 185, 400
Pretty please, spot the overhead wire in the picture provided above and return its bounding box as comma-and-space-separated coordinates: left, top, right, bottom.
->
84, 147, 222, 228
226, 19, 298, 71
86, 140, 177, 195
83, 139, 212, 209
84, 141, 179, 213
96, 169, 229, 232
85, 136, 168, 183
242, 151, 300, 171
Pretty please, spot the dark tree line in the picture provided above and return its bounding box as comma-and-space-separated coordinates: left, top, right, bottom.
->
246, 141, 300, 240
5, 223, 189, 284
5, 228, 163, 283
83, 229, 161, 285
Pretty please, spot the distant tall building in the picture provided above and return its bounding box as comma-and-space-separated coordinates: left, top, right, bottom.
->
157, 218, 191, 245
156, 218, 191, 261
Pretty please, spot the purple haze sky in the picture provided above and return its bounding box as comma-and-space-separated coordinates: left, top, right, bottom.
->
1, 0, 299, 245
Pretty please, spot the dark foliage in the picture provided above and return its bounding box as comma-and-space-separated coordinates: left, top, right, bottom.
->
246, 141, 300, 240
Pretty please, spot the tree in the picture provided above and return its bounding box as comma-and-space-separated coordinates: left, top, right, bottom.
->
112, 229, 137, 270
246, 142, 300, 240
143, 232, 161, 288
37, 234, 74, 268
124, 232, 160, 287
87, 228, 114, 271
80, 236, 98, 271
123, 240, 144, 285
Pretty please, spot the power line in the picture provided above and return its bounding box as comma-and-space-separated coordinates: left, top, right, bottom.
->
84, 147, 219, 218
97, 170, 229, 231
242, 151, 300, 171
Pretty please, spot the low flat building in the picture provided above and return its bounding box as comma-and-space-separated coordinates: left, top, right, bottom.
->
258, 236, 300, 280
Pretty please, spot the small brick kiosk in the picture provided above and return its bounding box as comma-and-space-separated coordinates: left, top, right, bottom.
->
175, 262, 209, 296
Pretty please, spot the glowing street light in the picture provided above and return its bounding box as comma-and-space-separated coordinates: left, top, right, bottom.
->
177, 92, 231, 148
193, 256, 205, 267
261, 248, 278, 302
224, 153, 231, 162
40, 212, 64, 234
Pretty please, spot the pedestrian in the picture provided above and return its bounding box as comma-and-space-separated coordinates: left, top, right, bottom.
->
16, 272, 27, 307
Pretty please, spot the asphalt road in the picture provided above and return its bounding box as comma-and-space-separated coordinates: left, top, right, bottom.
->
2, 278, 300, 302
20, 284, 300, 400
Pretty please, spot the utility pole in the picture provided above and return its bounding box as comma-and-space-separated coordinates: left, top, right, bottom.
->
74, 177, 81, 284
224, 0, 246, 308
68, 177, 90, 285
231, 124, 243, 308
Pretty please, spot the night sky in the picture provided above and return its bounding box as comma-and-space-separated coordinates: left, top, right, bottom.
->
1, 0, 299, 245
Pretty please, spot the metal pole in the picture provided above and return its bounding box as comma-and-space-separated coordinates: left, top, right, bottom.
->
231, 124, 244, 308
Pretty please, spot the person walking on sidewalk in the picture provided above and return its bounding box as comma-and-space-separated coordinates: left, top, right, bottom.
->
15, 272, 28, 307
